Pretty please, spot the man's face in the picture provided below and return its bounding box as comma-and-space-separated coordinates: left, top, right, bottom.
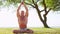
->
21, 11, 24, 16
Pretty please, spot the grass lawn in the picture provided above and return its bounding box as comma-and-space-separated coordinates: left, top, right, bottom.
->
0, 28, 60, 34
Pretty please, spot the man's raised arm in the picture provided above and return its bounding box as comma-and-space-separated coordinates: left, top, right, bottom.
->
17, 3, 22, 17
23, 3, 28, 17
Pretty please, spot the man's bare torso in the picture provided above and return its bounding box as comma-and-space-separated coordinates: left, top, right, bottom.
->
18, 16, 28, 28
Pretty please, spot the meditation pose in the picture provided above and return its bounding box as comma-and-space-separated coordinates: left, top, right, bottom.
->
13, 2, 33, 34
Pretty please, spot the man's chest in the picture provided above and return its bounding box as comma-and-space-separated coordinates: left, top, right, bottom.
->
19, 16, 27, 21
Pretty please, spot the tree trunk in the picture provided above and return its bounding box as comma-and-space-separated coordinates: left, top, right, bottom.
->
43, 14, 50, 28
42, 21, 50, 28
37, 11, 50, 28
36, 10, 50, 28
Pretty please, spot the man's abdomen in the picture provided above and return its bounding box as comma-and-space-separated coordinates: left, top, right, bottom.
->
19, 23, 27, 28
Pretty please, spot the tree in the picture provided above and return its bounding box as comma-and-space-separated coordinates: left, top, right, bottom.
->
0, 0, 60, 28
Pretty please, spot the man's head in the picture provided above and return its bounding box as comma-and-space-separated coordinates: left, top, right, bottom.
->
21, 11, 24, 16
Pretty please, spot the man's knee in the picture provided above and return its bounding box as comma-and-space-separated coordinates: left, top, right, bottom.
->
13, 30, 20, 33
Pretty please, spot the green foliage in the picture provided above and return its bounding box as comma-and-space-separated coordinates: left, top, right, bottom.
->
0, 0, 60, 11
45, 0, 55, 8
45, 0, 60, 11
0, 1, 3, 6
39, 0, 60, 11
25, 0, 32, 3
6, 0, 21, 4
25, 0, 40, 4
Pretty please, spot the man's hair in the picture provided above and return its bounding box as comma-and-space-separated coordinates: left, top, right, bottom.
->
21, 11, 25, 16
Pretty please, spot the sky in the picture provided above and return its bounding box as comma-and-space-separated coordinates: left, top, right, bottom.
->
0, 5, 60, 28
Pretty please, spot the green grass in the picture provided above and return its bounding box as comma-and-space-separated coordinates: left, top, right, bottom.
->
0, 28, 60, 34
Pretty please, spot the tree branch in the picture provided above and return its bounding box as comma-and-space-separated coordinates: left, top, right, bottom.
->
32, 0, 36, 5
45, 8, 51, 15
24, 2, 35, 8
32, 0, 35, 4
32, 0, 42, 13
31, 0, 44, 22
43, 0, 47, 12
47, 8, 51, 12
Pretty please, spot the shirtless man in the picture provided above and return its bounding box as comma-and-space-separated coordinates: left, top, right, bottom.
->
13, 2, 33, 34
17, 2, 28, 31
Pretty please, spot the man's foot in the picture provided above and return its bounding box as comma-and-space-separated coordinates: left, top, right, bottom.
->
26, 29, 33, 33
